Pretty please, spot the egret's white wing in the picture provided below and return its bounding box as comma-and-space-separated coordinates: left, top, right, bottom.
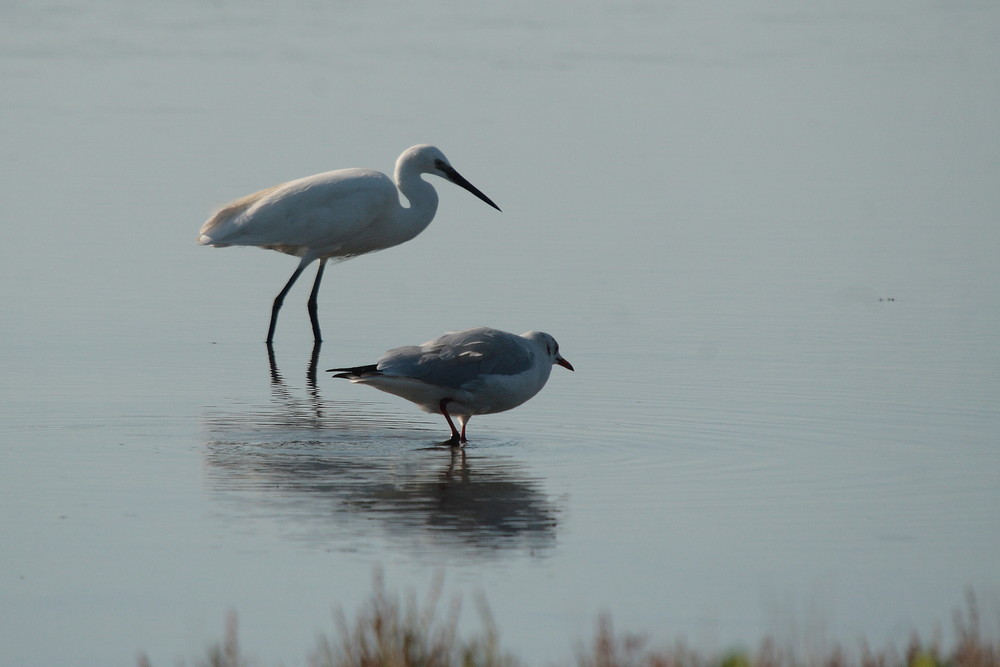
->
199, 169, 398, 256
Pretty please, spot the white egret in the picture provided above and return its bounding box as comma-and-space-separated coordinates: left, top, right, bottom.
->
198, 145, 500, 343
328, 327, 574, 444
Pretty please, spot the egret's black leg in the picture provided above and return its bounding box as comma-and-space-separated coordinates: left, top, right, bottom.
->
268, 257, 313, 344
306, 259, 328, 343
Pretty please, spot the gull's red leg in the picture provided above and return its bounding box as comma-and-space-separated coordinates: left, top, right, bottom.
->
439, 398, 461, 441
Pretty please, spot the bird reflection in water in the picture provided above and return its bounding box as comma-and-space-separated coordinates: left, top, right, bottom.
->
201, 345, 561, 557
267, 341, 325, 422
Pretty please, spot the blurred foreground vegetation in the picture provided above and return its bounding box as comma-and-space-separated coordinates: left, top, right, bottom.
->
139, 576, 998, 667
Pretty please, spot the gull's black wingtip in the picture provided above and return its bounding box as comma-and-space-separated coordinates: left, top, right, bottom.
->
326, 364, 380, 379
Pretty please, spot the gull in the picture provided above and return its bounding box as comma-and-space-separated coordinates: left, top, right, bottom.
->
328, 327, 574, 443
198, 145, 500, 343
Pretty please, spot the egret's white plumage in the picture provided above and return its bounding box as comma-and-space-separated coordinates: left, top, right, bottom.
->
328, 327, 574, 443
198, 145, 500, 343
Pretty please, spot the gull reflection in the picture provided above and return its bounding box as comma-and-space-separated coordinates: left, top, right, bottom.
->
200, 346, 561, 560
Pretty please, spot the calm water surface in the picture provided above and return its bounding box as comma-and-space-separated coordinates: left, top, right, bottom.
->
2, 1, 998, 665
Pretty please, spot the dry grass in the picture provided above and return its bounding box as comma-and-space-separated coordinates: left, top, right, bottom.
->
311, 571, 517, 667
139, 586, 998, 667
573, 591, 998, 667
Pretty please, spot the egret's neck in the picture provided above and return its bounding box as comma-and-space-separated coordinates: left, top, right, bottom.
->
394, 174, 440, 242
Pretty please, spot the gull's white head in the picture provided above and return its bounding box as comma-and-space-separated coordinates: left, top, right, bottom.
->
524, 331, 574, 371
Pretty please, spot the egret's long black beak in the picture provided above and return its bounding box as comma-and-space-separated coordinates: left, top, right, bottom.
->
443, 165, 501, 212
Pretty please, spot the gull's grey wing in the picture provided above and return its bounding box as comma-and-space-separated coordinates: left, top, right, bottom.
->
376, 327, 535, 389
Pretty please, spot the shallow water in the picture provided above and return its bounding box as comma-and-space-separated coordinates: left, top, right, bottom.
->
2, 1, 999, 665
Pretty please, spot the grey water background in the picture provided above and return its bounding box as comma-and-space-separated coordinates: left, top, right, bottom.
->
2, 1, 999, 664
